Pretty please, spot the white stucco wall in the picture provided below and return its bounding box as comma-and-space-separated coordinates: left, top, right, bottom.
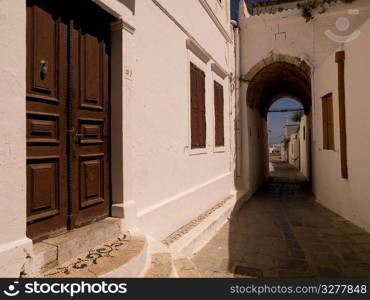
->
289, 132, 300, 169
204, 0, 231, 34
93, 0, 135, 21
281, 142, 288, 162
285, 125, 299, 139
299, 115, 310, 178
129, 0, 237, 239
237, 94, 269, 198
239, 0, 370, 75
0, 0, 32, 277
312, 17, 370, 233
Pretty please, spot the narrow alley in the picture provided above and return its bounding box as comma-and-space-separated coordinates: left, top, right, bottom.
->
2, 0, 370, 284
192, 162, 370, 278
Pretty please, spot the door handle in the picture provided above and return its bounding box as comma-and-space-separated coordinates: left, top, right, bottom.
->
74, 133, 84, 143
40, 60, 48, 79
69, 128, 84, 144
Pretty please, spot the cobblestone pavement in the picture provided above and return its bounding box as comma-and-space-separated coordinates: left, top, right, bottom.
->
192, 162, 370, 278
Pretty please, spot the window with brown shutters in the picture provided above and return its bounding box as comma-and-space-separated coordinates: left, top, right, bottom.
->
322, 93, 335, 150
190, 62, 206, 149
214, 81, 225, 147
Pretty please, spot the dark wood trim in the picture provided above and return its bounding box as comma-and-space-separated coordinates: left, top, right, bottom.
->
214, 80, 225, 147
321, 93, 334, 151
335, 51, 348, 179
67, 18, 75, 230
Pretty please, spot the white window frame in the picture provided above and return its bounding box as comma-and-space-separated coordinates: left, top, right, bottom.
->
211, 62, 228, 153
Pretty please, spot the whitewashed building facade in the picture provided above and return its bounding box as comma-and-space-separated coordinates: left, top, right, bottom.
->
0, 0, 239, 277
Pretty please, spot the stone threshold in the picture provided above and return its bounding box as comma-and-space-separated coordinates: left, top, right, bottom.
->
144, 253, 173, 278
142, 237, 202, 278
39, 234, 147, 278
22, 217, 122, 277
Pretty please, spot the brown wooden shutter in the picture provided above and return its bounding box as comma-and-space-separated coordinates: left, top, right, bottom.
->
326, 94, 335, 150
190, 63, 206, 149
190, 63, 199, 148
214, 81, 224, 147
322, 93, 334, 150
322, 96, 328, 149
198, 68, 206, 148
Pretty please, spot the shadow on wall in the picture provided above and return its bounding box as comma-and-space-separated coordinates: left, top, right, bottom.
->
118, 0, 135, 14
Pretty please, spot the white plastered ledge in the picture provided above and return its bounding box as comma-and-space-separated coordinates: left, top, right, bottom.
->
186, 39, 211, 64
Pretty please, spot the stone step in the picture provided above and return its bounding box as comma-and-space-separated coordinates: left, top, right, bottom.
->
141, 237, 175, 278
173, 257, 201, 278
23, 218, 122, 277
142, 237, 202, 278
144, 253, 173, 278
37, 234, 148, 278
163, 194, 238, 257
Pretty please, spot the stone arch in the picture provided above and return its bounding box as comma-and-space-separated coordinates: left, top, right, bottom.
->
244, 54, 312, 118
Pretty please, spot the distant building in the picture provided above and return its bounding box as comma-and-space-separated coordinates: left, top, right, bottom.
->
284, 124, 299, 139
280, 124, 299, 162
269, 144, 281, 154
288, 132, 300, 169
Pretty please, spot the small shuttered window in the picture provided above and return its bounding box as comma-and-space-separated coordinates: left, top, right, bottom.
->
322, 93, 335, 150
214, 81, 225, 147
190, 62, 206, 149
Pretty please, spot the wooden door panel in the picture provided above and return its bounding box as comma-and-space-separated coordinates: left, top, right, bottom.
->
30, 5, 56, 95
79, 119, 105, 145
79, 154, 105, 209
71, 11, 111, 228
27, 112, 60, 144
83, 33, 102, 108
26, 1, 68, 240
27, 157, 60, 223
34, 11, 53, 91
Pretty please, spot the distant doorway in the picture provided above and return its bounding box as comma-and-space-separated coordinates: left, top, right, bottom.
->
268, 98, 303, 167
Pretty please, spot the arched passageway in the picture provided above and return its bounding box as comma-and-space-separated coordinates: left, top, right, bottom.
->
237, 54, 312, 195
246, 57, 312, 118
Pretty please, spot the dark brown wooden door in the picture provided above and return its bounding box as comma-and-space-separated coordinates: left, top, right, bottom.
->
26, 0, 113, 240
69, 11, 111, 228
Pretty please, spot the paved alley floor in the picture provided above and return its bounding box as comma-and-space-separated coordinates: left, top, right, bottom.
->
192, 162, 370, 278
